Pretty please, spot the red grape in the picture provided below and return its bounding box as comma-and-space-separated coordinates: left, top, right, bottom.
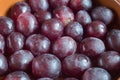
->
53, 6, 74, 26
70, 0, 92, 11
76, 10, 92, 26
0, 54, 8, 75
62, 54, 91, 77
7, 32, 25, 54
0, 17, 14, 36
29, 0, 49, 12
79, 37, 105, 57
52, 36, 77, 59
9, 50, 34, 71
65, 21, 83, 42
16, 12, 38, 36
82, 67, 111, 80
26, 34, 51, 56
85, 21, 107, 38
98, 51, 120, 72
4, 71, 30, 80
91, 6, 114, 25
32, 54, 61, 78
41, 18, 63, 40
11, 2, 31, 21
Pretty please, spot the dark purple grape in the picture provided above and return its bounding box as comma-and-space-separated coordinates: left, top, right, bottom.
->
62, 54, 91, 77
37, 78, 53, 80
32, 54, 61, 78
98, 51, 120, 72
91, 6, 114, 25
65, 21, 83, 42
76, 10, 92, 26
52, 36, 77, 59
34, 10, 52, 25
25, 34, 51, 56
64, 77, 79, 80
106, 29, 120, 52
29, 0, 49, 12
70, 0, 92, 11
0, 16, 14, 36
9, 50, 34, 71
53, 6, 74, 26
11, 2, 31, 21
41, 18, 63, 40
79, 37, 105, 57
4, 71, 30, 80
16, 12, 38, 36
0, 54, 8, 75
7, 32, 25, 54
85, 21, 107, 38
49, 0, 69, 8
0, 34, 5, 54
82, 67, 111, 80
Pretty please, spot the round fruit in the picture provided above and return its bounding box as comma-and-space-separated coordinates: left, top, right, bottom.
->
52, 36, 77, 59
32, 54, 61, 78
79, 37, 105, 57
26, 34, 51, 56
62, 54, 91, 77
82, 67, 111, 80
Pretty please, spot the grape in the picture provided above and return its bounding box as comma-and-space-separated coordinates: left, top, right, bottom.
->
32, 54, 61, 78
70, 0, 92, 11
0, 17, 14, 36
0, 54, 8, 75
85, 21, 107, 38
53, 6, 74, 26
79, 37, 105, 57
76, 10, 92, 26
91, 6, 114, 25
52, 36, 77, 59
11, 2, 31, 21
62, 54, 91, 77
41, 18, 63, 40
4, 71, 30, 80
25, 34, 51, 56
98, 51, 120, 72
16, 12, 38, 36
82, 67, 111, 80
9, 50, 34, 71
29, 0, 49, 12
65, 21, 83, 42
7, 32, 25, 54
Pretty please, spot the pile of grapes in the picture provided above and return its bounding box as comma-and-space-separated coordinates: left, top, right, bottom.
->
0, 0, 120, 80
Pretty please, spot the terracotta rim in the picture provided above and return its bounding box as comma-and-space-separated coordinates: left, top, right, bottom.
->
114, 0, 120, 5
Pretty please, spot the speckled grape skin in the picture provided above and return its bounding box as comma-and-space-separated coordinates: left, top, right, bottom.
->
16, 12, 38, 36
9, 50, 34, 71
7, 32, 25, 54
4, 71, 31, 80
62, 54, 91, 77
82, 67, 111, 80
52, 36, 77, 59
53, 6, 74, 27
0, 54, 8, 75
98, 51, 120, 72
29, 0, 49, 12
41, 18, 63, 41
32, 54, 61, 78
0, 17, 14, 37
25, 34, 51, 56
79, 37, 105, 57
106, 29, 120, 52
11, 2, 31, 21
